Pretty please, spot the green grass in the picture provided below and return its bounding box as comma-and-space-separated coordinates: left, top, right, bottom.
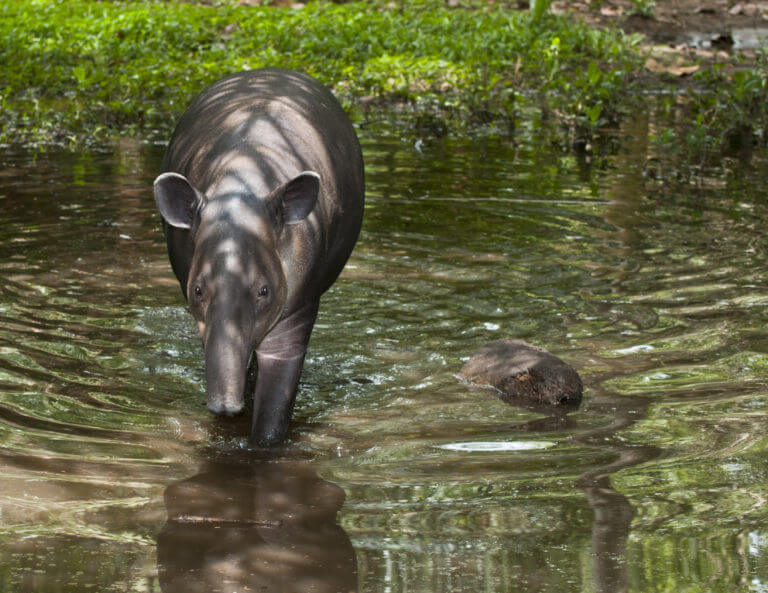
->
0, 0, 644, 146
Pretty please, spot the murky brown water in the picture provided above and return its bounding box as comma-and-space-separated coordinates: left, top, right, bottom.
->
1, 112, 768, 592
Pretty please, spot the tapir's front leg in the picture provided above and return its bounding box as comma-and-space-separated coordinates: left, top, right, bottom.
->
250, 301, 319, 446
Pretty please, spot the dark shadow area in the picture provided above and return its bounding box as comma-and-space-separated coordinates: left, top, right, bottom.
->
575, 388, 659, 593
158, 453, 358, 593
504, 405, 579, 432
579, 452, 644, 593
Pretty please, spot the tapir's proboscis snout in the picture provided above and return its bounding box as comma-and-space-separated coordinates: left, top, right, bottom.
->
153, 69, 364, 446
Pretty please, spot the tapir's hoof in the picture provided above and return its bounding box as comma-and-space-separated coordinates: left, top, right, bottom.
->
207, 401, 244, 417
460, 339, 583, 406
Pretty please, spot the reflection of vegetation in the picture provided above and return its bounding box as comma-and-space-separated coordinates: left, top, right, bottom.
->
627, 530, 768, 593
611, 393, 768, 592
604, 352, 768, 397
0, 0, 642, 145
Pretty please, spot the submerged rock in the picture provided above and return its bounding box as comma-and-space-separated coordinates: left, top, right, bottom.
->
460, 339, 583, 406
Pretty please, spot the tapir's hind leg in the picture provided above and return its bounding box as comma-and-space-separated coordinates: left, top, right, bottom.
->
250, 301, 319, 446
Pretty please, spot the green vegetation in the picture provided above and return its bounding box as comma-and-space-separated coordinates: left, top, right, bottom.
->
0, 0, 643, 146
0, 0, 765, 158
531, 0, 554, 24
627, 0, 656, 19
677, 52, 767, 157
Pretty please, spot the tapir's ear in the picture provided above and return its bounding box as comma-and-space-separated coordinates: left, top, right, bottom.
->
269, 171, 320, 226
153, 172, 204, 229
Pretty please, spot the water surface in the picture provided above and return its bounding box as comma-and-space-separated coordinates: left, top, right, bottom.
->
1, 114, 768, 592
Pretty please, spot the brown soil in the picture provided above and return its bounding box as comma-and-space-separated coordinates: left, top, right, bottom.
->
568, 0, 766, 44
554, 0, 767, 74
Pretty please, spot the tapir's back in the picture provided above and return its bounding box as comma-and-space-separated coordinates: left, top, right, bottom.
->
161, 68, 364, 297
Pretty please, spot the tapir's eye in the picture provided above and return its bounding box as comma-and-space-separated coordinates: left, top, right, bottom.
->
258, 285, 269, 298
194, 285, 203, 298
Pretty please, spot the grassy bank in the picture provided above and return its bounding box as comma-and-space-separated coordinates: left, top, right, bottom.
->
0, 0, 765, 156
0, 0, 644, 146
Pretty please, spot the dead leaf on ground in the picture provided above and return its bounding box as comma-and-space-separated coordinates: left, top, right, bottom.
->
600, 5, 623, 16
729, 3, 766, 16
644, 57, 701, 76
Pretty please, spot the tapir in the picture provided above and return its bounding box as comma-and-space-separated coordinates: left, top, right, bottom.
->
153, 69, 364, 445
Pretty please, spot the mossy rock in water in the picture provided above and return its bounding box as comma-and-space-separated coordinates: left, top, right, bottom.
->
460, 339, 583, 406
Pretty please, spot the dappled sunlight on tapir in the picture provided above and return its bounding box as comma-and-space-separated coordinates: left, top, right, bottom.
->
153, 69, 364, 445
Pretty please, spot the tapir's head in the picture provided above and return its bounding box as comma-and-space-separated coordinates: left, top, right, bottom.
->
153, 170, 319, 418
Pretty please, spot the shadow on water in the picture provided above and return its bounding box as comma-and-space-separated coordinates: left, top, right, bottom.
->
158, 452, 357, 593
574, 391, 659, 593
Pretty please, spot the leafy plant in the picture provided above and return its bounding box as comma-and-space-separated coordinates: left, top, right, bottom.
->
627, 0, 657, 19
0, 0, 642, 146
687, 52, 768, 154
531, 0, 553, 24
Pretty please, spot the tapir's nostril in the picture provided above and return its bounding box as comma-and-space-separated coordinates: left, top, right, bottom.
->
207, 399, 244, 417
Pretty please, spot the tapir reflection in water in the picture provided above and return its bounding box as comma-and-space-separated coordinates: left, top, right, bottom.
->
153, 69, 364, 445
